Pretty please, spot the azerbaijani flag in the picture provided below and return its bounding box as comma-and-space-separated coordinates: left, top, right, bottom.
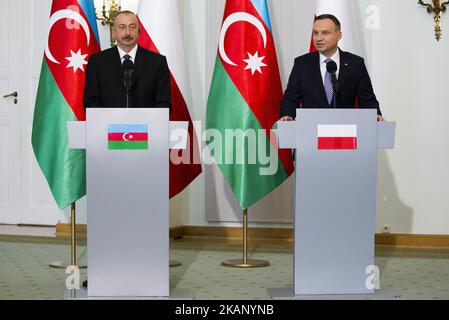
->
206, 0, 294, 209
317, 124, 357, 150
31, 0, 100, 210
108, 124, 149, 150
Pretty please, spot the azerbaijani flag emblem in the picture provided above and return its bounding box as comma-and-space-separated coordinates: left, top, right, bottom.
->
108, 124, 148, 150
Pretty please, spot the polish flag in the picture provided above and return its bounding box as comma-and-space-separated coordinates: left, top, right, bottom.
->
311, 0, 365, 58
317, 125, 357, 150
137, 0, 202, 198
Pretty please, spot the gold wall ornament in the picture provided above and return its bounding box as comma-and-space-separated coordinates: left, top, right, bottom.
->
418, 0, 449, 41
96, 0, 122, 47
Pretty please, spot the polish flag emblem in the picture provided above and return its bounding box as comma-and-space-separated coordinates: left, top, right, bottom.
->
317, 125, 357, 150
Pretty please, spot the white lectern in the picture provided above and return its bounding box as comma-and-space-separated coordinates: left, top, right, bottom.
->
270, 109, 396, 298
66, 108, 191, 299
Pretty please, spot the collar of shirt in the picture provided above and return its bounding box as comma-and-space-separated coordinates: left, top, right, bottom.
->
319, 49, 340, 84
117, 45, 138, 64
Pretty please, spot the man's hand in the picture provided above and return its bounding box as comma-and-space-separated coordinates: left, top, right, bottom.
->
377, 115, 385, 122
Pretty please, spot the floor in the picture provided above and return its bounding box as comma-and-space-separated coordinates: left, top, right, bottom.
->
0, 226, 448, 300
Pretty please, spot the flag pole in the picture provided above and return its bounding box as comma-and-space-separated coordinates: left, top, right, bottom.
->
49, 202, 87, 269
221, 208, 270, 268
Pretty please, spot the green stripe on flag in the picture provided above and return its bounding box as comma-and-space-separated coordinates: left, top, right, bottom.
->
206, 58, 289, 209
108, 141, 148, 150
31, 61, 85, 210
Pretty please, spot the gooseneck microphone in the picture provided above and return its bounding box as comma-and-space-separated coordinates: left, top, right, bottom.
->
123, 58, 134, 108
326, 60, 339, 109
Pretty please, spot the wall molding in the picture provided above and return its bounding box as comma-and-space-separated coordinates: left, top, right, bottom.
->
56, 223, 449, 248
56, 223, 87, 240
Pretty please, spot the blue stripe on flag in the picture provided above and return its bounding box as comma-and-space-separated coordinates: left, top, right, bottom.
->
78, 0, 100, 44
250, 0, 272, 32
108, 124, 148, 133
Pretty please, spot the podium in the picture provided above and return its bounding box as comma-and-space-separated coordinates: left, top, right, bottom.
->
273, 109, 395, 297
67, 108, 189, 298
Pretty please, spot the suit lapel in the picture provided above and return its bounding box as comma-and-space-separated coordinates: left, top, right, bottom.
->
311, 52, 328, 106
133, 47, 143, 89
109, 46, 123, 86
338, 49, 349, 97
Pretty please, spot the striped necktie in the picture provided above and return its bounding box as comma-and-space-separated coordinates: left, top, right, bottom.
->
324, 58, 334, 106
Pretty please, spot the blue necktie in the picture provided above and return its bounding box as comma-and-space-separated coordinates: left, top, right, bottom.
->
324, 58, 334, 106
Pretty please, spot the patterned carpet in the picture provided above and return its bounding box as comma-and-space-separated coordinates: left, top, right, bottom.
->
0, 235, 448, 300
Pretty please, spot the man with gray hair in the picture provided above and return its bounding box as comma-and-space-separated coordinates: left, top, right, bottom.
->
83, 11, 171, 110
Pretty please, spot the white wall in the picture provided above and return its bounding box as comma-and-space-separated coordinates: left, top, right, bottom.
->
368, 0, 449, 234
58, 0, 449, 234
182, 0, 449, 234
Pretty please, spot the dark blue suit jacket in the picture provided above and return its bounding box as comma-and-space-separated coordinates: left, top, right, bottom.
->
280, 50, 381, 118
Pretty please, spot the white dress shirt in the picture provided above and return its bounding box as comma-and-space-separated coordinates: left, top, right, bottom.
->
319, 49, 340, 85
117, 45, 138, 65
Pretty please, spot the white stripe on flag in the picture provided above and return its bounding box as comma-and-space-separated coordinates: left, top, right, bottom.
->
138, 0, 190, 103
317, 124, 357, 137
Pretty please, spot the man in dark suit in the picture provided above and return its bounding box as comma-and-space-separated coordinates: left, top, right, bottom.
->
83, 10, 171, 110
280, 14, 383, 121
81, 11, 170, 289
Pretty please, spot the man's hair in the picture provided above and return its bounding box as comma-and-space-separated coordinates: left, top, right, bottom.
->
113, 10, 140, 33
114, 10, 138, 24
315, 14, 341, 31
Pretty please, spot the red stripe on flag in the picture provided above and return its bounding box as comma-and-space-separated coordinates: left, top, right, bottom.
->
318, 137, 357, 150
219, 0, 282, 133
108, 133, 148, 141
310, 32, 317, 52
137, 19, 202, 199
216, 0, 294, 176
45, 0, 100, 121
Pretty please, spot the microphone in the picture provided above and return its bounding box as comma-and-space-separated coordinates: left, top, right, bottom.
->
123, 58, 134, 93
326, 60, 338, 74
123, 58, 134, 108
326, 60, 339, 108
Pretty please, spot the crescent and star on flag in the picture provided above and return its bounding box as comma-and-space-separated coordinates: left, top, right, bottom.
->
44, 10, 268, 76
219, 12, 268, 75
44, 9, 90, 73
122, 133, 133, 141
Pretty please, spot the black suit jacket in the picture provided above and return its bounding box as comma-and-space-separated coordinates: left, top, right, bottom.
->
83, 46, 171, 110
280, 50, 381, 118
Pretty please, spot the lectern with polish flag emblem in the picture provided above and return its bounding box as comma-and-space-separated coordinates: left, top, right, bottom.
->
271, 109, 395, 297
67, 108, 190, 298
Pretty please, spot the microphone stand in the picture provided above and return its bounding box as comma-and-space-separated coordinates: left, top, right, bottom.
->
331, 73, 339, 109
124, 68, 133, 109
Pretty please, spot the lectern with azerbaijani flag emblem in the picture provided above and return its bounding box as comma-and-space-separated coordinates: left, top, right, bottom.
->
67, 108, 189, 298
